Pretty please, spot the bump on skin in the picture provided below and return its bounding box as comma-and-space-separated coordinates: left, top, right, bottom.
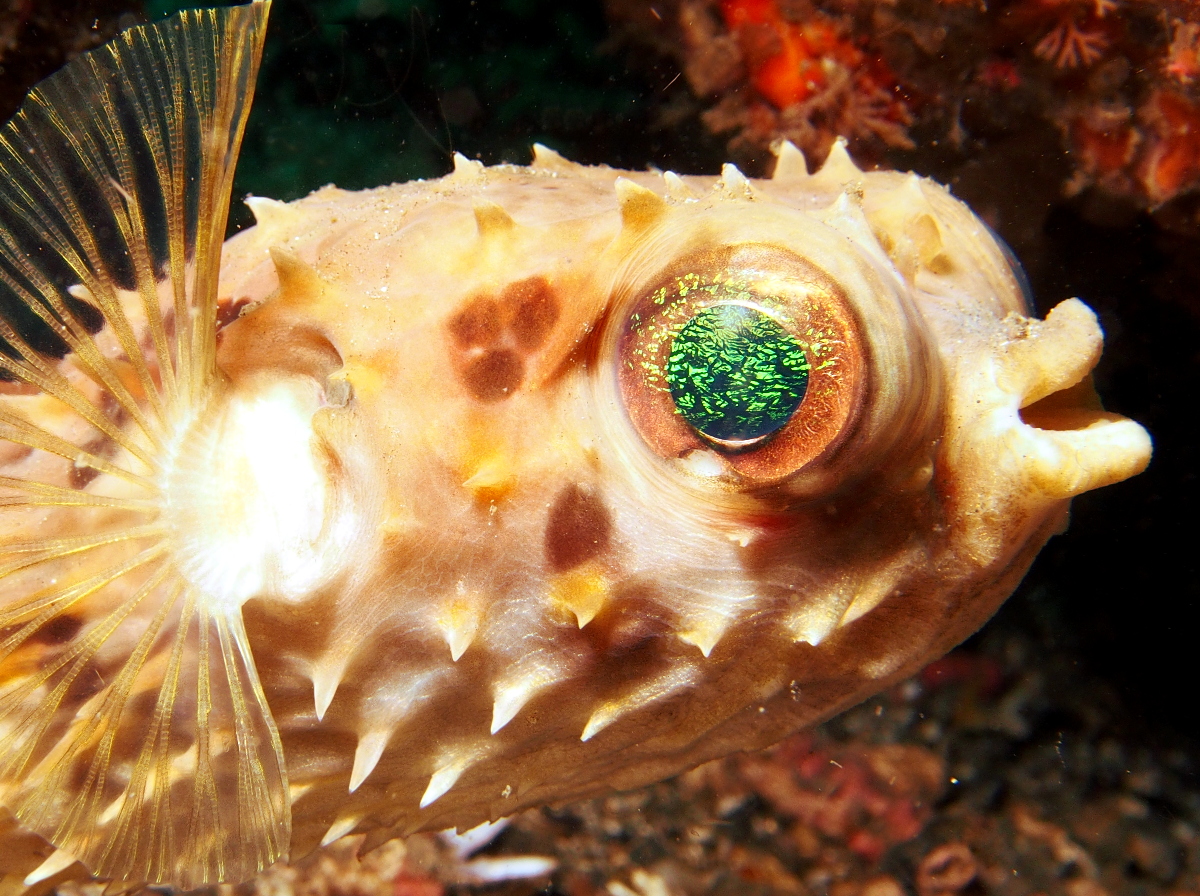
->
530, 142, 578, 172
718, 162, 753, 197
662, 171, 697, 200
473, 201, 516, 239
771, 139, 809, 180
449, 152, 487, 184
810, 136, 864, 190
320, 815, 361, 847
349, 730, 390, 793
615, 177, 668, 231
581, 665, 700, 742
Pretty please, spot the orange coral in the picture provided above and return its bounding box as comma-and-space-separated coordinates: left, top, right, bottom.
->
1166, 21, 1200, 84
719, 0, 902, 116
1139, 89, 1200, 204
614, 0, 1200, 207
720, 0, 855, 108
1070, 106, 1132, 185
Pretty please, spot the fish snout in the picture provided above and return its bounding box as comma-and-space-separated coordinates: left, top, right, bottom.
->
943, 297, 1151, 557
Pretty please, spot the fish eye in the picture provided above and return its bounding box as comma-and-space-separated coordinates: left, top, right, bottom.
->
665, 302, 810, 448
616, 243, 866, 482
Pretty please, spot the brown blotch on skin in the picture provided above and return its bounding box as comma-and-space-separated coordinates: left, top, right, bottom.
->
33, 614, 83, 645
216, 296, 252, 331
449, 295, 503, 348
462, 349, 524, 402
545, 483, 612, 572
69, 456, 103, 489
502, 276, 560, 351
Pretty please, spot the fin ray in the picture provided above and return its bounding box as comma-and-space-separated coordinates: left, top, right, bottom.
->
0, 1, 284, 886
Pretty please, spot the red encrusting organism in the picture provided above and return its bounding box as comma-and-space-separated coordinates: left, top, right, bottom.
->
655, 0, 915, 168
607, 0, 1200, 209
1139, 89, 1200, 205
721, 0, 866, 109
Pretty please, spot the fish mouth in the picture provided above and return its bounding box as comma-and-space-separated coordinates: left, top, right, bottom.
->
1002, 298, 1151, 499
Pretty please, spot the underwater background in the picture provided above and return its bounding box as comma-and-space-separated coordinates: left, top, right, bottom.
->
1, 0, 1198, 891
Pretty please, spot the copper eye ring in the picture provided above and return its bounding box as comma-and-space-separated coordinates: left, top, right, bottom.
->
617, 243, 866, 483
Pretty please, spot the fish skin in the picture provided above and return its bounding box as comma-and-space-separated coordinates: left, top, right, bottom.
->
0, 2, 1151, 890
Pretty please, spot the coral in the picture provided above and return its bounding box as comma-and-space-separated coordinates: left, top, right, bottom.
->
606, 0, 1200, 208
675, 0, 914, 165
1032, 19, 1109, 70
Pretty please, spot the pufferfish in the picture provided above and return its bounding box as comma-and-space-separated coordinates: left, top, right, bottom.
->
0, 1, 1151, 890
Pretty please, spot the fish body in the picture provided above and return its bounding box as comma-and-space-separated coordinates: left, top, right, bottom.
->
0, 2, 1150, 890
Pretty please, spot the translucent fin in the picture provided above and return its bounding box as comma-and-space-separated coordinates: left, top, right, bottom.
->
0, 1, 284, 887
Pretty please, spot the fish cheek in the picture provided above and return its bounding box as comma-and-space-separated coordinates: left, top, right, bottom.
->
217, 303, 344, 386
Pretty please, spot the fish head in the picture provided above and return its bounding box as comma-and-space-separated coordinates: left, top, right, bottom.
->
187, 148, 1151, 845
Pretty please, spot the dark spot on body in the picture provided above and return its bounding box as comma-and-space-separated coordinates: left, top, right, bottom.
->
545, 483, 612, 572
34, 614, 83, 645
502, 276, 560, 351
69, 460, 102, 489
462, 349, 524, 402
449, 295, 502, 348
65, 667, 104, 708
216, 297, 251, 331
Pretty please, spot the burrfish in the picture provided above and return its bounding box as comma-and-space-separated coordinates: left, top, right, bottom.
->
0, 1, 1150, 890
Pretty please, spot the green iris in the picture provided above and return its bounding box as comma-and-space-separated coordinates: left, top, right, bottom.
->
665, 304, 810, 443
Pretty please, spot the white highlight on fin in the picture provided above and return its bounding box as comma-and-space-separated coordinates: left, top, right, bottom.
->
169, 376, 348, 612
24, 849, 77, 886
771, 139, 809, 180
349, 729, 391, 793
320, 814, 362, 847
581, 665, 700, 742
